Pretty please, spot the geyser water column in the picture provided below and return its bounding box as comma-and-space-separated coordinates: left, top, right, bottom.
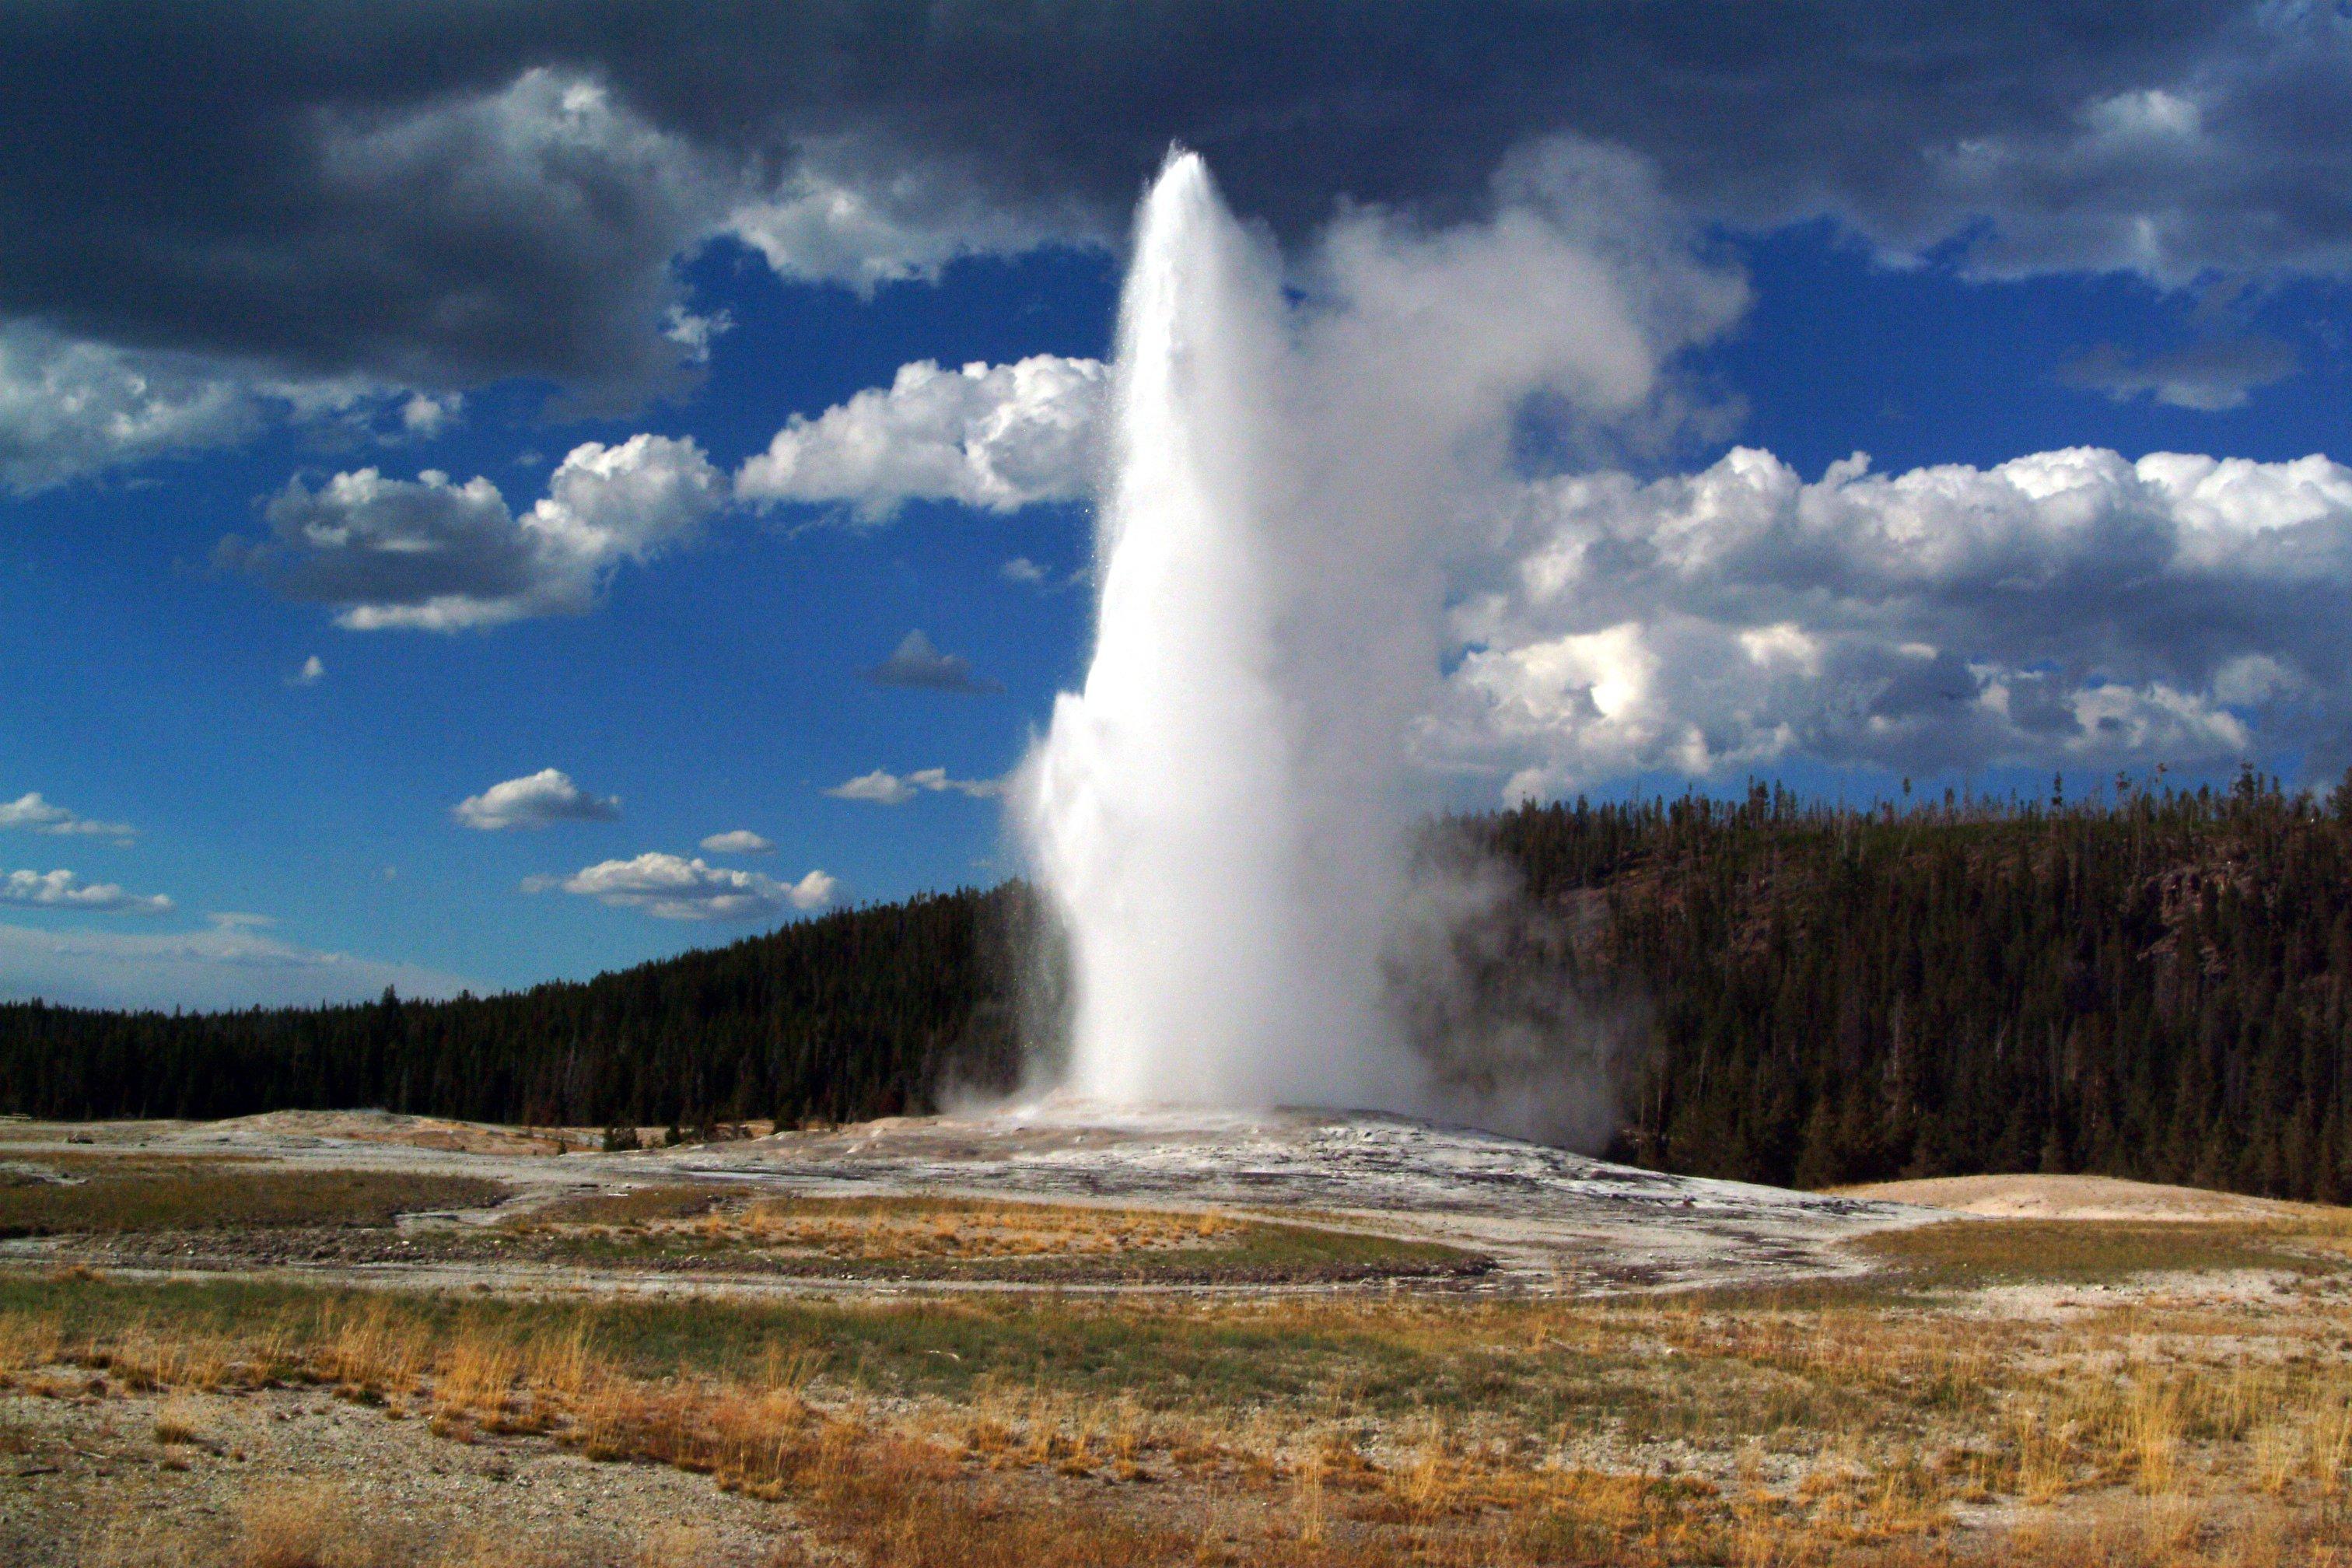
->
1017, 143, 1741, 1119
1017, 152, 1413, 1110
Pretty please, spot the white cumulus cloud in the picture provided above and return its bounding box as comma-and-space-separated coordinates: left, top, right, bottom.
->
660, 306, 732, 365
0, 868, 171, 915
736, 355, 1103, 522
453, 768, 621, 831
527, 853, 835, 921
1437, 444, 2352, 796
0, 793, 135, 842
399, 391, 464, 436
698, 829, 774, 855
0, 326, 259, 493
245, 433, 725, 631
824, 768, 1001, 805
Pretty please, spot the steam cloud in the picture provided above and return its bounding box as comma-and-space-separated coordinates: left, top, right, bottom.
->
1015, 147, 1738, 1127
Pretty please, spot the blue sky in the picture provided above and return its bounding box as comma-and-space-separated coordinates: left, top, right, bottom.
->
4, 5, 2350, 1006
2, 245, 1114, 997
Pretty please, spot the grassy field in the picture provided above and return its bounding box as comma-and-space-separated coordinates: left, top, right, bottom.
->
10, 1153, 2352, 1564
0, 1161, 507, 1236
1856, 1217, 2341, 1287
8, 1220, 2352, 1566
500, 1187, 1485, 1283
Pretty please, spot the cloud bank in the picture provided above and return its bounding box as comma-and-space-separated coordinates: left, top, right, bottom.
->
0, 324, 457, 494
0, 914, 468, 1010
4, 4, 2347, 488
824, 768, 1000, 805
0, 793, 135, 842
1441, 445, 2352, 796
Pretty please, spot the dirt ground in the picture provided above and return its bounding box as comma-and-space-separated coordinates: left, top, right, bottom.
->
1841, 1172, 2300, 1223
0, 1381, 803, 1567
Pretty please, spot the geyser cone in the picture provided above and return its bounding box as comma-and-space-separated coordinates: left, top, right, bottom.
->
1017, 152, 1412, 1111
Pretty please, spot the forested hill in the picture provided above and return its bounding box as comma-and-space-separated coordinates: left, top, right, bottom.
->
1489, 775, 2352, 1202
5, 775, 2352, 1202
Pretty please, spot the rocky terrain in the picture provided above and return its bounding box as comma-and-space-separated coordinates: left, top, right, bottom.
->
2, 1104, 1935, 1298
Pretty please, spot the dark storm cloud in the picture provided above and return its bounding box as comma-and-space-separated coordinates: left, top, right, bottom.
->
0, 9, 724, 397
3, 2, 2345, 398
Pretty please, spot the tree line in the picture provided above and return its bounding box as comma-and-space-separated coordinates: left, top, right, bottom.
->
1482, 771, 2352, 1201
0, 887, 1034, 1133
5, 774, 2352, 1201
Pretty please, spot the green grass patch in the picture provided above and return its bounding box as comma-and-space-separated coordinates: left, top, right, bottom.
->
0, 1272, 1609, 1421
520, 1181, 735, 1226
1853, 1218, 2339, 1286
0, 1165, 507, 1236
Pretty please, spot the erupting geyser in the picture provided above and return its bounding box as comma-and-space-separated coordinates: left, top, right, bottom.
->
1017, 152, 1417, 1111
1017, 145, 1735, 1122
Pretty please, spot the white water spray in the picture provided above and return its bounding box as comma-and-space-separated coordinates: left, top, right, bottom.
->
1017, 154, 1396, 1108
1017, 145, 1742, 1120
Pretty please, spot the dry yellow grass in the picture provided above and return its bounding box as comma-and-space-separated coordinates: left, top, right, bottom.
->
733, 1195, 1238, 1258
231, 1482, 423, 1568
79, 1479, 620, 1568
151, 1392, 211, 1448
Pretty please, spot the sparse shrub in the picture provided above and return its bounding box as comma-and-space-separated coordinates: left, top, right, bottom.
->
236, 1483, 380, 1568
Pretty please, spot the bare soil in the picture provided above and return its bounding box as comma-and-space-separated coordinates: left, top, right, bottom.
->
1839, 1172, 2302, 1223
